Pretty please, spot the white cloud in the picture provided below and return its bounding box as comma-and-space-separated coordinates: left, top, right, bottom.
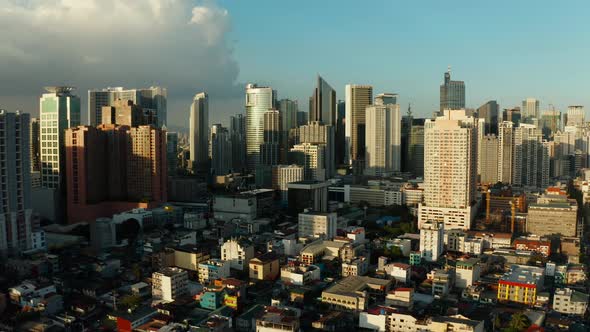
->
189, 0, 229, 45
0, 0, 241, 125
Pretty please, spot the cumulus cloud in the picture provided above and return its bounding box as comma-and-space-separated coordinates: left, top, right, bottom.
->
0, 0, 242, 125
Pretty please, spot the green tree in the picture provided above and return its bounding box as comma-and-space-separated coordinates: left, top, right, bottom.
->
507, 313, 531, 331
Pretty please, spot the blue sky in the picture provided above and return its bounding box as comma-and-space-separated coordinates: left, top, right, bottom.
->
216, 0, 590, 120
1, 0, 589, 126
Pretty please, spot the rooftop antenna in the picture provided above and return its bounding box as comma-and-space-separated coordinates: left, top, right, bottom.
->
407, 103, 413, 117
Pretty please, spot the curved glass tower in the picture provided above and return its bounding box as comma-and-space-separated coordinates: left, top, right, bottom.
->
245, 84, 275, 171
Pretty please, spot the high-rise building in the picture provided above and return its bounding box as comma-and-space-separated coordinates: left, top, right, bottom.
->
406, 119, 425, 177
230, 114, 247, 173
40, 86, 81, 190
189, 92, 209, 171
522, 98, 540, 121
210, 124, 232, 175
419, 221, 444, 262
66, 126, 107, 218
65, 124, 167, 223
310, 76, 337, 126
30, 117, 41, 172
88, 86, 167, 127
245, 84, 276, 171
365, 103, 401, 176
101, 99, 154, 127
375, 93, 398, 106
166, 132, 178, 176
498, 121, 514, 184
477, 100, 499, 135
127, 126, 167, 202
513, 124, 548, 188
418, 110, 478, 230
566, 105, 585, 127
272, 165, 304, 204
345, 85, 373, 165
335, 100, 346, 165
260, 110, 281, 166
539, 109, 561, 139
503, 107, 521, 125
297, 121, 335, 178
479, 135, 499, 184
0, 111, 35, 255
439, 68, 465, 112
278, 99, 299, 163
290, 143, 326, 181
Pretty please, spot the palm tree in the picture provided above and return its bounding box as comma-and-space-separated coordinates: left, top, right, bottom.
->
507, 313, 530, 331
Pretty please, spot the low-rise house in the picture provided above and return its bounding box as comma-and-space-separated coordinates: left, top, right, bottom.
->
280, 264, 321, 286
321, 276, 393, 311
342, 256, 369, 277
255, 306, 300, 332
553, 288, 588, 316
249, 252, 280, 281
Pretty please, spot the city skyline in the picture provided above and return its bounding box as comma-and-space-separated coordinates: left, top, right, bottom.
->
1, 1, 590, 126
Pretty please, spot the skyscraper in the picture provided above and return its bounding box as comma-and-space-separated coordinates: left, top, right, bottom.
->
88, 86, 167, 126
477, 100, 499, 135
189, 92, 209, 171
521, 98, 540, 121
245, 84, 276, 171
335, 100, 346, 165
127, 126, 167, 202
513, 124, 548, 188
210, 124, 232, 176
260, 110, 281, 166
290, 143, 326, 181
101, 99, 154, 127
230, 114, 247, 173
406, 118, 425, 177
479, 135, 499, 184
166, 132, 179, 176
278, 99, 299, 163
310, 76, 337, 126
439, 68, 465, 112
375, 93, 398, 106
419, 110, 477, 230
566, 105, 585, 127
364, 103, 401, 176
497, 121, 514, 184
30, 117, 41, 172
40, 86, 81, 189
345, 84, 373, 165
297, 121, 335, 178
65, 124, 168, 224
0, 111, 34, 255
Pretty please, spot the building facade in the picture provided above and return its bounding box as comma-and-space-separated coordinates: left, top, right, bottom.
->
365, 103, 401, 176
189, 92, 209, 170
246, 84, 276, 171
345, 85, 373, 165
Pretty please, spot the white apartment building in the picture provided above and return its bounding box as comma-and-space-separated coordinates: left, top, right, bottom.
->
419, 110, 478, 230
553, 288, 588, 316
152, 267, 188, 302
198, 259, 230, 284
419, 221, 444, 262
298, 211, 337, 239
221, 238, 255, 271
364, 103, 401, 176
